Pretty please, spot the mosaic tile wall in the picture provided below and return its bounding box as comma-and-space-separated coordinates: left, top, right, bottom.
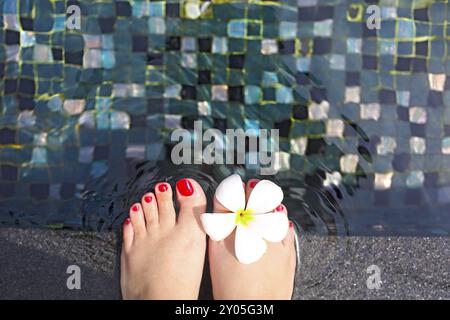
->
1, 0, 450, 235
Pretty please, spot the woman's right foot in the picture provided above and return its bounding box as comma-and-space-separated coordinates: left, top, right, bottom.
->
120, 178, 207, 300
208, 179, 297, 300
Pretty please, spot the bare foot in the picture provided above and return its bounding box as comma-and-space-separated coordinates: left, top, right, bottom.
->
208, 179, 296, 300
120, 178, 207, 300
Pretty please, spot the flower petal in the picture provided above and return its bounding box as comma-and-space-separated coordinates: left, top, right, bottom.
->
200, 213, 237, 241
249, 212, 289, 242
215, 174, 246, 212
246, 180, 283, 213
235, 225, 267, 264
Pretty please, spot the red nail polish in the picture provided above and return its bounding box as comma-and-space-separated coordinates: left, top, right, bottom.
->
132, 204, 139, 212
177, 179, 194, 196
249, 180, 258, 188
158, 183, 168, 192
124, 218, 131, 225
289, 221, 293, 228
276, 205, 284, 212
144, 196, 152, 203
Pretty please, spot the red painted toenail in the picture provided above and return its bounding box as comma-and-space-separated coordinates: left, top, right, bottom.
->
249, 180, 258, 188
132, 204, 139, 212
125, 218, 131, 225
276, 205, 284, 212
158, 183, 168, 192
177, 179, 194, 196
144, 196, 152, 203
289, 221, 293, 228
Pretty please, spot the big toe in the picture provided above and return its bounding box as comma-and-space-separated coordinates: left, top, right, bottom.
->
213, 195, 231, 213
175, 178, 207, 231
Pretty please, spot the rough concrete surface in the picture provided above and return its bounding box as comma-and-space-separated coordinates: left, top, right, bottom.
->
0, 228, 449, 300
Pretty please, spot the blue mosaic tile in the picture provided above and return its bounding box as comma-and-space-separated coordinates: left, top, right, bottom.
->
1, 0, 450, 235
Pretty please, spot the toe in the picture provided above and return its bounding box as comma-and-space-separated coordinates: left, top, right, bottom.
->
285, 221, 297, 278
122, 218, 134, 252
274, 203, 287, 215
175, 178, 207, 229
276, 204, 293, 247
155, 182, 176, 228
213, 196, 231, 213
245, 179, 260, 201
283, 220, 296, 247
129, 203, 147, 236
141, 192, 158, 229
213, 179, 247, 213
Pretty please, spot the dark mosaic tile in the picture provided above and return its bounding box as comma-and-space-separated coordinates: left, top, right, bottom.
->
229, 54, 245, 69
428, 91, 443, 106
198, 70, 211, 84
166, 36, 181, 51
305, 138, 327, 155
5, 30, 20, 45
293, 104, 308, 120
412, 58, 427, 72
198, 38, 212, 52
132, 35, 148, 52
313, 38, 332, 54
115, 1, 132, 17
415, 41, 428, 56
18, 97, 35, 111
0, 184, 15, 198
20, 17, 34, 31
64, 51, 83, 65
181, 85, 197, 100
1, 166, 18, 181
374, 190, 390, 206
414, 8, 429, 21
4, 79, 17, 94
60, 183, 76, 199
228, 86, 244, 102
52, 48, 63, 60
166, 3, 180, 17
278, 40, 295, 54
213, 118, 227, 133
98, 17, 116, 33
30, 183, 49, 200
0, 129, 16, 145
393, 153, 410, 172
405, 189, 422, 205
274, 119, 292, 138
362, 55, 377, 69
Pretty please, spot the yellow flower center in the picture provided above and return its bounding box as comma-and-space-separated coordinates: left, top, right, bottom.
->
235, 208, 254, 227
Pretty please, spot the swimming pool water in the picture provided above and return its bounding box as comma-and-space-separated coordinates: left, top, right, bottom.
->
1, 0, 450, 236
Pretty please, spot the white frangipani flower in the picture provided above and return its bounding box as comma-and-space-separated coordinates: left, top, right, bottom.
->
200, 174, 289, 264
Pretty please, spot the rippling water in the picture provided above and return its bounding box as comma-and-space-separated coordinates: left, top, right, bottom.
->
78, 161, 348, 235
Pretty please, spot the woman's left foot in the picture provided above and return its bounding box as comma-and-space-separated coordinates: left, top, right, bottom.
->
208, 179, 297, 300
120, 178, 207, 300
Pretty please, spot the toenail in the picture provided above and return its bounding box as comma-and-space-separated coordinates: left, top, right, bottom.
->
276, 205, 284, 212
144, 195, 152, 203
177, 179, 194, 196
249, 180, 258, 188
158, 183, 168, 192
289, 221, 293, 228
124, 218, 131, 225
132, 204, 139, 212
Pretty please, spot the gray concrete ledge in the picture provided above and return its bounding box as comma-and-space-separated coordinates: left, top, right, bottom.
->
0, 228, 449, 300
